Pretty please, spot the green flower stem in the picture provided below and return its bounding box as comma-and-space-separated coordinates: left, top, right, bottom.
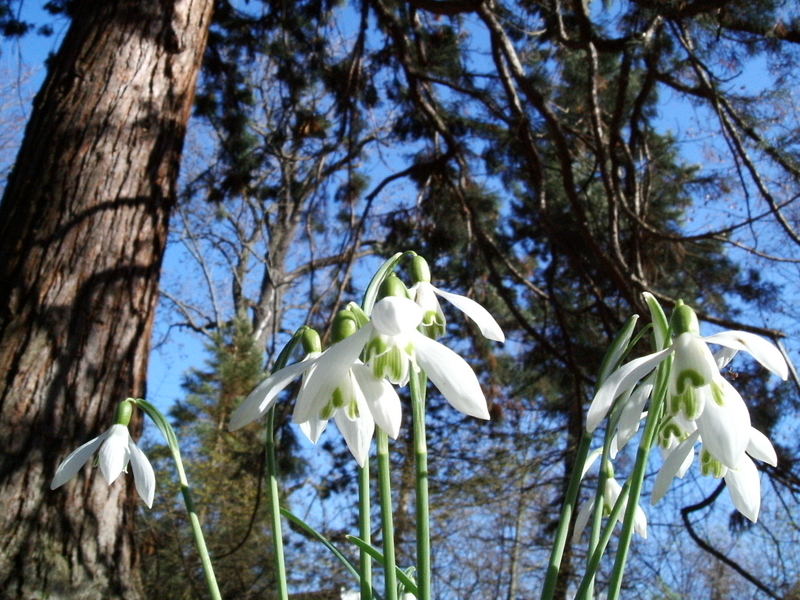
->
584, 409, 621, 599
260, 329, 311, 600
605, 358, 671, 600
410, 370, 431, 600
574, 479, 632, 600
359, 462, 373, 600
377, 430, 398, 600
132, 399, 221, 600
539, 433, 591, 600
266, 406, 289, 600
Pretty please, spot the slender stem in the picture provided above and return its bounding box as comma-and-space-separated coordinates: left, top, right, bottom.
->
605, 360, 670, 600
574, 480, 632, 600
377, 430, 398, 600
134, 399, 221, 600
410, 371, 431, 600
179, 484, 223, 600
266, 406, 289, 600
359, 462, 373, 599
540, 433, 592, 600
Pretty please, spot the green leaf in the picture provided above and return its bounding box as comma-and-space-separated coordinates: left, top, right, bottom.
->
280, 508, 361, 582
346, 535, 419, 596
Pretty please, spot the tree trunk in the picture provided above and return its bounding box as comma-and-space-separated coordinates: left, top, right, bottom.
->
0, 0, 213, 597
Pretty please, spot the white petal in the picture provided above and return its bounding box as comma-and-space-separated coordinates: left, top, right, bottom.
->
50, 430, 110, 489
615, 375, 654, 454
713, 347, 739, 370
98, 425, 132, 485
412, 281, 440, 313
703, 331, 788, 380
572, 499, 595, 545
334, 405, 374, 467
696, 379, 751, 469
652, 431, 700, 505
670, 333, 718, 395
229, 358, 316, 431
413, 332, 489, 419
299, 416, 329, 444
586, 348, 672, 432
128, 440, 156, 508
294, 326, 372, 423
432, 286, 505, 342
725, 456, 761, 522
352, 364, 402, 438
633, 504, 648, 540
747, 427, 777, 466
372, 296, 424, 336
580, 448, 603, 481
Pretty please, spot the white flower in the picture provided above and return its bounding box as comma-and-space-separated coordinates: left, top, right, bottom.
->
587, 329, 787, 434
652, 425, 777, 522
50, 424, 156, 508
229, 335, 401, 467
230, 295, 493, 464
410, 280, 505, 343
365, 296, 492, 419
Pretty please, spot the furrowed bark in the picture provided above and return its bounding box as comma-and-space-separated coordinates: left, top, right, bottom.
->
0, 0, 213, 597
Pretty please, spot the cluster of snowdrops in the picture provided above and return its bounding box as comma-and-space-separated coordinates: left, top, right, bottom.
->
50, 252, 788, 600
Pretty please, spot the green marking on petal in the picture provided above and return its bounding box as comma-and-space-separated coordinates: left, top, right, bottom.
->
332, 387, 346, 408
675, 368, 706, 394
700, 449, 726, 478
347, 400, 359, 419
320, 402, 335, 420
674, 387, 701, 420
711, 381, 725, 406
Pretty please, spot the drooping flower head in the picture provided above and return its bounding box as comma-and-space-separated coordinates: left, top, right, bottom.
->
50, 400, 156, 507
408, 255, 505, 343
587, 294, 788, 522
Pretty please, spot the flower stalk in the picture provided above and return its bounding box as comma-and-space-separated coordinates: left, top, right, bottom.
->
410, 370, 431, 600
134, 399, 222, 600
358, 462, 373, 599
377, 429, 398, 600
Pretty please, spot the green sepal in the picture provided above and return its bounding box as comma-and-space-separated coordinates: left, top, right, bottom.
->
115, 399, 134, 426
300, 327, 322, 354
332, 310, 360, 343
345, 302, 370, 328
379, 273, 409, 299
410, 255, 431, 284
669, 301, 700, 336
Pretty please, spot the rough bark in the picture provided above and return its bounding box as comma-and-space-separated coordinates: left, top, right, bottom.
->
0, 0, 213, 597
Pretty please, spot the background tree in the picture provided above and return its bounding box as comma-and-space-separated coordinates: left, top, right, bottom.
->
0, 0, 213, 597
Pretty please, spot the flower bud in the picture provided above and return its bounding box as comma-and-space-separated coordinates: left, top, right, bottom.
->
379, 273, 409, 299
410, 255, 431, 284
332, 310, 359, 343
300, 327, 322, 354
114, 399, 134, 426
669, 300, 700, 336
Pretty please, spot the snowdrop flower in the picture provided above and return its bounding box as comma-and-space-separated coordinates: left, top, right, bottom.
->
572, 450, 647, 543
408, 255, 505, 343
586, 301, 788, 434
50, 419, 156, 508
229, 323, 401, 467
364, 294, 493, 419
652, 424, 777, 522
